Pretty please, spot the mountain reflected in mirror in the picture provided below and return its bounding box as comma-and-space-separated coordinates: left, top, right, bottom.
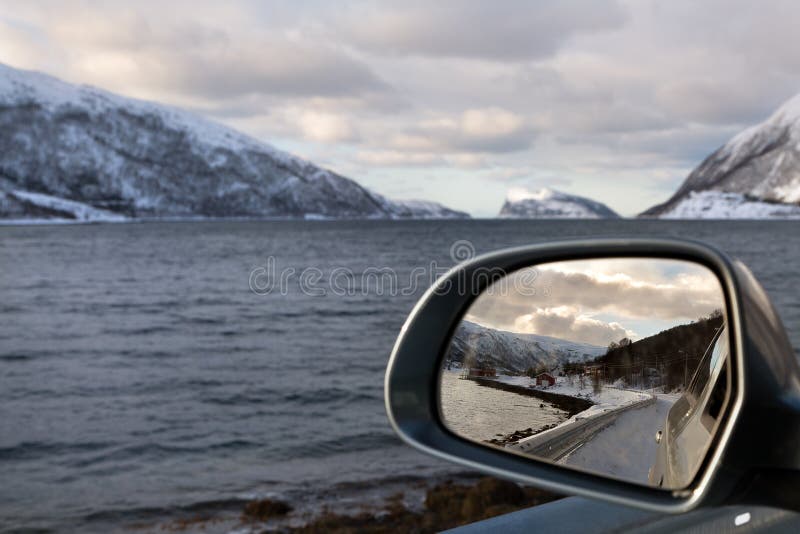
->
438, 258, 730, 490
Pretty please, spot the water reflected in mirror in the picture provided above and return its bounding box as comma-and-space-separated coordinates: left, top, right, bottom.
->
439, 258, 729, 490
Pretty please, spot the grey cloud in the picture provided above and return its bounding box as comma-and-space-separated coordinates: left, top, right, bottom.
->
158, 44, 389, 98
21, 5, 391, 99
564, 105, 674, 135
654, 78, 798, 125
585, 126, 743, 167
599, 1, 800, 129
539, 270, 722, 320
51, 11, 229, 52
445, 133, 534, 153
337, 0, 627, 60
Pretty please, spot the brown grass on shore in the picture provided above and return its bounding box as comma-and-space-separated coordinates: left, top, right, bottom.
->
143, 476, 561, 533
283, 477, 561, 533
242, 499, 293, 522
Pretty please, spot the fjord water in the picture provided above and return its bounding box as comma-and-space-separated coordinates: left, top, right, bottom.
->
1, 220, 799, 531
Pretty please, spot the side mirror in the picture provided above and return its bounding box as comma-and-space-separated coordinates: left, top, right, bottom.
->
385, 239, 800, 513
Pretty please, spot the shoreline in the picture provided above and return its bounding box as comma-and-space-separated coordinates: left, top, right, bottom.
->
4, 217, 798, 227
107, 473, 562, 533
0, 215, 472, 226
469, 377, 594, 417
467, 377, 594, 446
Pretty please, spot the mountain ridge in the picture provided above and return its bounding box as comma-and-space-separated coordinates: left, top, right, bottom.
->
447, 320, 606, 374
0, 63, 468, 221
641, 93, 800, 218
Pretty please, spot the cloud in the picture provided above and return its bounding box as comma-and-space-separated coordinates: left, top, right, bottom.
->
388, 107, 534, 154
537, 266, 722, 321
512, 306, 635, 346
337, 0, 627, 60
154, 42, 388, 99
296, 111, 360, 143
3, 4, 390, 100
0, 18, 52, 66
356, 150, 443, 166
354, 150, 491, 168
467, 259, 725, 343
461, 108, 524, 138
447, 153, 488, 169
654, 78, 792, 124
48, 8, 229, 52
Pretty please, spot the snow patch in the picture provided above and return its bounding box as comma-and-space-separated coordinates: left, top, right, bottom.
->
774, 176, 800, 203
660, 191, 800, 219
497, 374, 650, 417
725, 92, 800, 161
505, 187, 556, 203
9, 190, 127, 222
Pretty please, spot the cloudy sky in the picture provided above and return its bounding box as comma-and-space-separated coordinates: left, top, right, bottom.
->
2, 0, 799, 216
466, 259, 724, 346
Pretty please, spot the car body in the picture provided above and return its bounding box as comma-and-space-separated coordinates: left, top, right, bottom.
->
649, 325, 729, 488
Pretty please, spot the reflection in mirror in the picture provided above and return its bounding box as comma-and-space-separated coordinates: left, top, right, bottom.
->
439, 258, 729, 490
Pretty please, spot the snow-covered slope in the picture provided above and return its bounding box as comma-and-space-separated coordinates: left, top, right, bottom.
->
447, 320, 605, 374
642, 93, 800, 218
499, 188, 620, 219
0, 63, 468, 221
659, 191, 800, 219
383, 198, 471, 219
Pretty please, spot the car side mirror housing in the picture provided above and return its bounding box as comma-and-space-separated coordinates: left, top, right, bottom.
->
385, 238, 800, 513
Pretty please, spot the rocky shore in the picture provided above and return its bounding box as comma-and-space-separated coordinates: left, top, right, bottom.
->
469, 377, 594, 416
137, 477, 562, 533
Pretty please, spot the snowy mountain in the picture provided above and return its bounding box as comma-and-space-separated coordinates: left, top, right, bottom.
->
657, 191, 800, 219
641, 93, 800, 218
0, 63, 468, 222
498, 188, 620, 219
447, 320, 605, 374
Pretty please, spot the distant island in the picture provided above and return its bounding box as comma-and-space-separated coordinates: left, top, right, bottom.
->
498, 187, 620, 219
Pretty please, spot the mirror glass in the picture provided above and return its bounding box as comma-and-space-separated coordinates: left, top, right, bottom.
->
439, 258, 730, 490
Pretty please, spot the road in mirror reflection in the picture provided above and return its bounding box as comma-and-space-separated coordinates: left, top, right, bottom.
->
439, 258, 730, 490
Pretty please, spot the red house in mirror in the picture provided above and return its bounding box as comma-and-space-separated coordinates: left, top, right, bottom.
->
535, 372, 556, 387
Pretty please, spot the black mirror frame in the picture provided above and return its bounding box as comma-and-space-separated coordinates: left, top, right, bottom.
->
385, 238, 799, 513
